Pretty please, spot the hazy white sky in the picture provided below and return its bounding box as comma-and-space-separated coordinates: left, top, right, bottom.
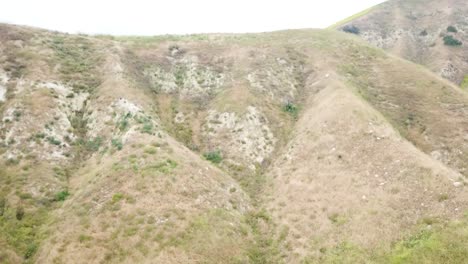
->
1, 0, 386, 35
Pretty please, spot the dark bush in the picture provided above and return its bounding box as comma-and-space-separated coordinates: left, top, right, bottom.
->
16, 206, 24, 220
447, 26, 458, 33
0, 197, 5, 216
283, 102, 299, 118
342, 25, 360, 35
443, 35, 462, 46
420, 29, 428, 36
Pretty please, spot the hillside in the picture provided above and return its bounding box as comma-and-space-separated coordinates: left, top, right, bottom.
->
0, 23, 467, 263
334, 0, 468, 87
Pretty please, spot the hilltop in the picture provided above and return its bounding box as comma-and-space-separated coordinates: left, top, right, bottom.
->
334, 0, 468, 87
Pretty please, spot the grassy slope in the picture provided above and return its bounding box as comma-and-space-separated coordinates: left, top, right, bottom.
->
0, 24, 467, 263
332, 0, 468, 85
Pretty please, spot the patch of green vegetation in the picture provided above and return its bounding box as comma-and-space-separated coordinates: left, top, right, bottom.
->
81, 136, 103, 152
69, 112, 87, 136
144, 147, 157, 155
304, 241, 368, 264
111, 138, 123, 151
203, 151, 223, 164
437, 193, 449, 202
13, 110, 22, 121
46, 136, 62, 146
162, 209, 271, 264
174, 65, 186, 87
282, 102, 299, 118
443, 35, 462, 46
48, 36, 102, 92
0, 204, 49, 260
54, 190, 70, 201
15, 206, 24, 220
244, 210, 284, 264
5, 158, 20, 166
118, 113, 132, 132
112, 193, 124, 203
78, 234, 93, 243
34, 133, 46, 139
143, 159, 178, 174
381, 220, 468, 264
304, 215, 468, 264
461, 75, 468, 89
0, 197, 5, 216
173, 123, 194, 147
141, 122, 154, 135
328, 212, 347, 225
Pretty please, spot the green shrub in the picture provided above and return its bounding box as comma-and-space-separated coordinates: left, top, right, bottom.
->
443, 35, 462, 46
111, 138, 123, 150
118, 113, 132, 132
55, 190, 70, 201
16, 206, 25, 220
141, 122, 154, 134
283, 102, 299, 118
112, 193, 124, 203
85, 137, 102, 152
447, 25, 458, 33
203, 151, 223, 164
24, 242, 37, 259
35, 133, 46, 139
46, 136, 62, 146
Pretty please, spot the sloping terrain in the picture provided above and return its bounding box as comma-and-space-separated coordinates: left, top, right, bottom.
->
334, 0, 468, 86
0, 23, 467, 264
